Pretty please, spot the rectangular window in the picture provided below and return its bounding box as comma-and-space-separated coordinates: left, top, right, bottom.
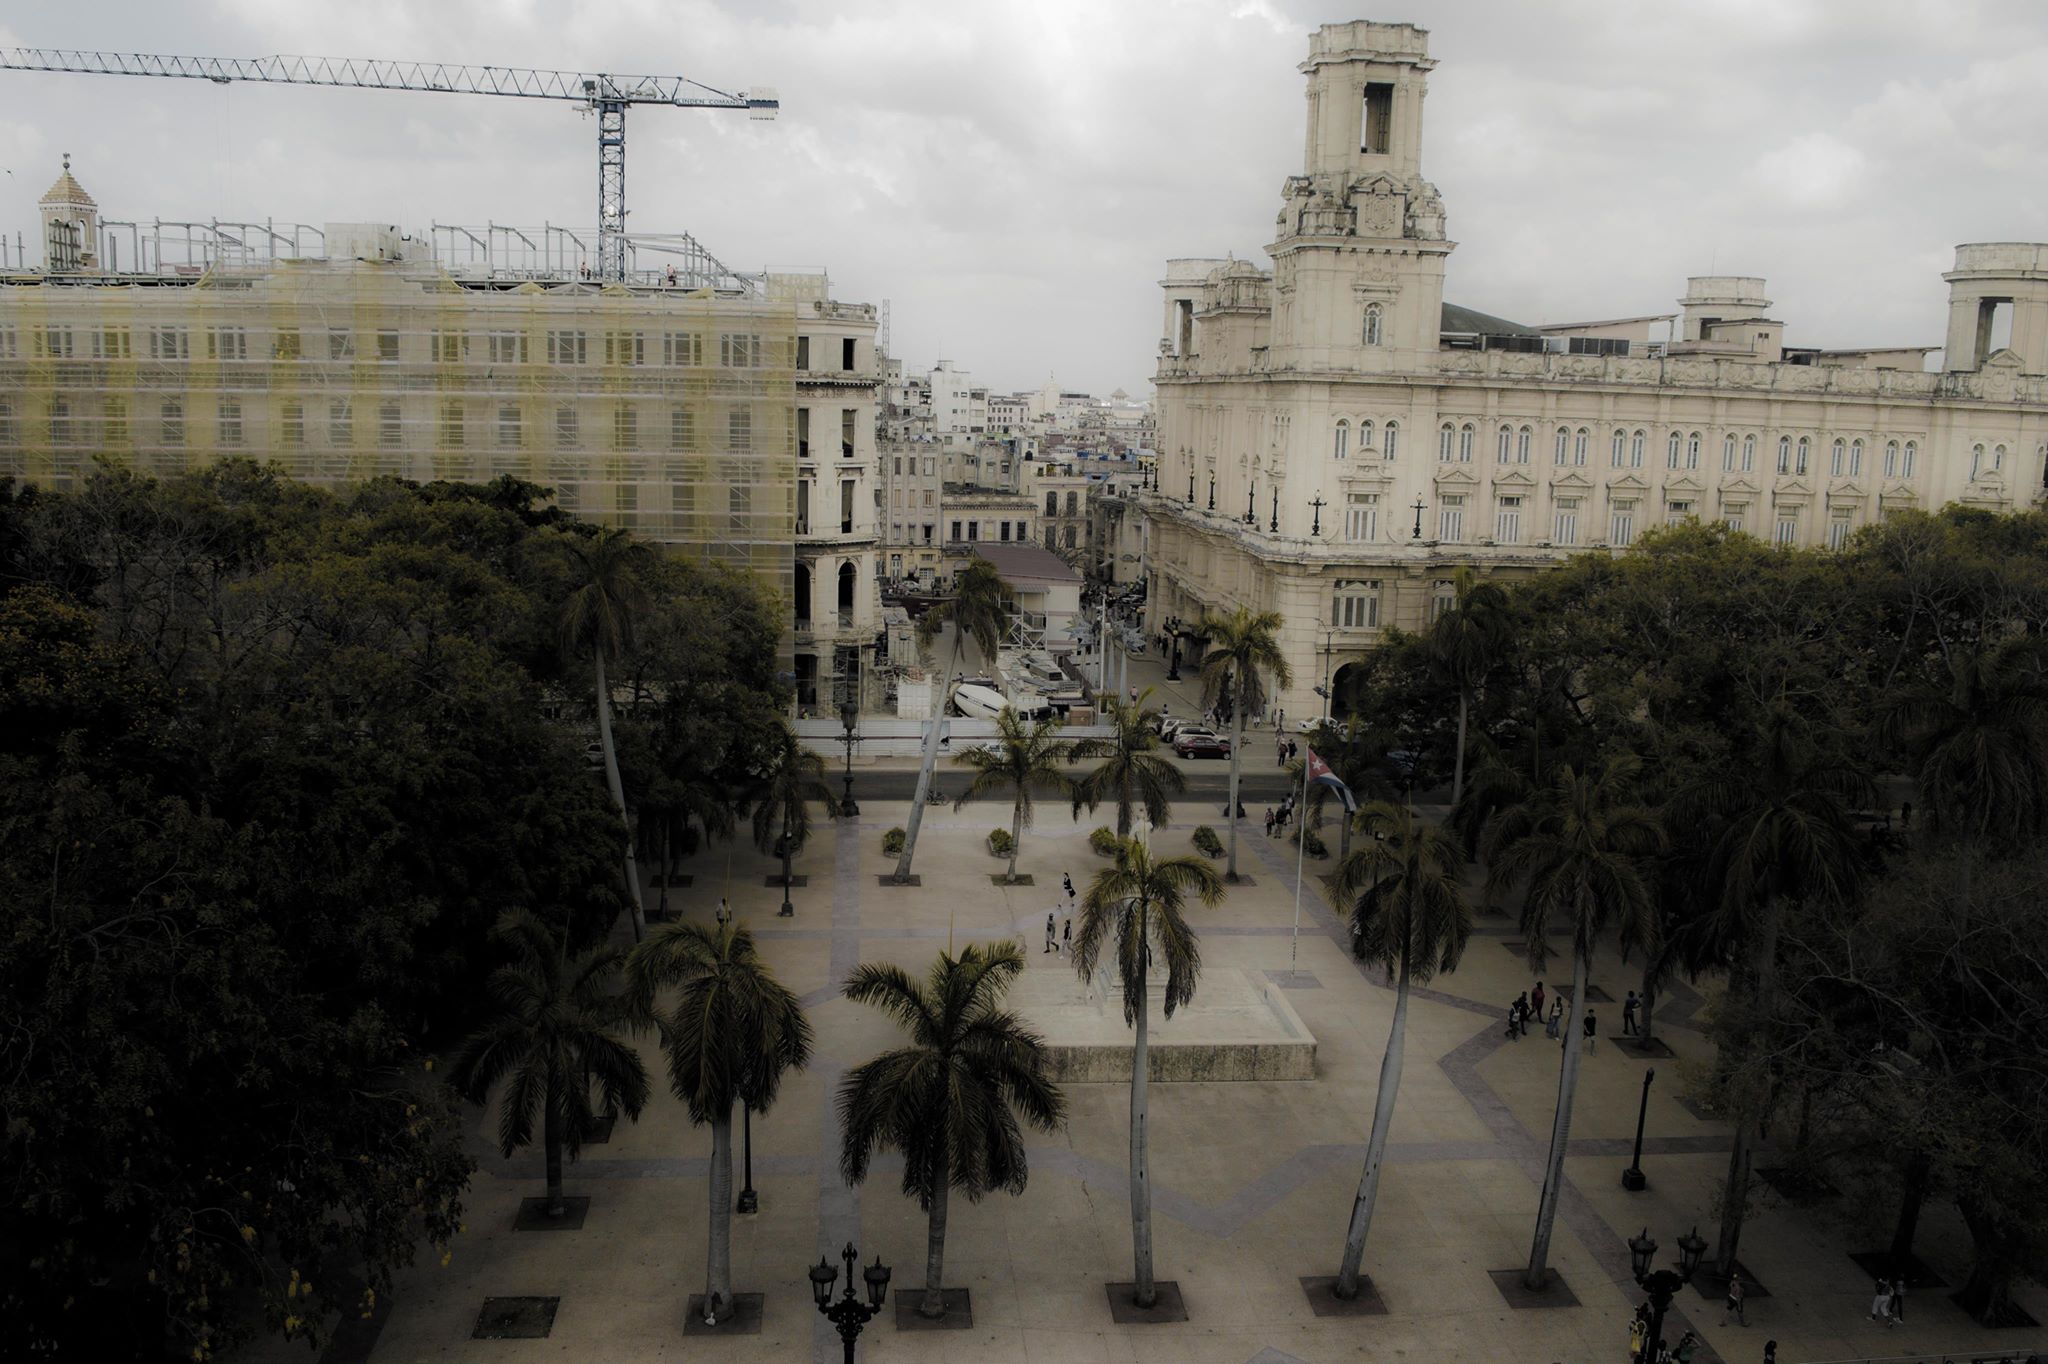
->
797, 408, 811, 458
951, 520, 963, 542
105, 397, 128, 445
497, 404, 521, 449
605, 331, 645, 366
1666, 500, 1692, 525
487, 331, 527, 364
0, 328, 16, 360
276, 401, 303, 448
151, 327, 190, 361
841, 408, 857, 457
440, 401, 464, 448
1776, 512, 1799, 546
0, 398, 14, 445
379, 402, 402, 447
670, 406, 695, 451
842, 337, 857, 371
376, 330, 400, 362
729, 407, 753, 451
271, 328, 300, 361
555, 407, 579, 448
429, 331, 467, 363
1438, 495, 1465, 543
923, 523, 934, 543
719, 333, 762, 368
967, 521, 979, 542
218, 399, 243, 446
93, 328, 133, 360
796, 336, 811, 370
662, 332, 701, 367
613, 405, 637, 451
329, 399, 352, 446
1000, 519, 1012, 542
1430, 579, 1455, 621
327, 329, 354, 361
1361, 82, 1394, 154
161, 400, 184, 447
547, 330, 587, 365
728, 485, 751, 531
1495, 495, 1522, 544
1610, 500, 1636, 548
34, 326, 75, 359
1828, 513, 1853, 550
208, 328, 248, 362
1553, 497, 1579, 546
1722, 502, 1747, 532
1333, 579, 1381, 630
49, 398, 72, 446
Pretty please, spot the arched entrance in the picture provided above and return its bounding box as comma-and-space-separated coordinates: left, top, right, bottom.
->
836, 561, 857, 626
1330, 660, 1366, 719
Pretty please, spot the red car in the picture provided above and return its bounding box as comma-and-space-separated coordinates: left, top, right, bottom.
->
1174, 731, 1232, 759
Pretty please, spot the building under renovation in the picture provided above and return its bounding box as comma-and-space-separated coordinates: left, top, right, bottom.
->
0, 161, 884, 709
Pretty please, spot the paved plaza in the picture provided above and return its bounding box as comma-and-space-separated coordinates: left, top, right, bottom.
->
269, 787, 2048, 1364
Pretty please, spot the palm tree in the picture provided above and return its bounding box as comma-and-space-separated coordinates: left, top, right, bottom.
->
1070, 690, 1185, 837
838, 942, 1067, 1320
1427, 566, 1511, 811
1293, 737, 1395, 865
450, 910, 651, 1218
1673, 717, 1869, 1279
1072, 835, 1225, 1310
1196, 607, 1293, 881
627, 921, 812, 1323
895, 559, 1010, 882
1482, 758, 1662, 1290
953, 707, 1076, 884
750, 722, 835, 915
559, 526, 657, 940
1322, 803, 1471, 1300
1878, 638, 2048, 857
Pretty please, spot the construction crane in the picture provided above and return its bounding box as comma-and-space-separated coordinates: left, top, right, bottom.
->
0, 49, 779, 282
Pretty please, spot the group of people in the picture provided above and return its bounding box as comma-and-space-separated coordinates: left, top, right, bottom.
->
1264, 794, 1298, 837
1868, 1274, 1909, 1326
1274, 734, 1300, 766
1505, 980, 1597, 1050
1627, 1309, 1705, 1363
1043, 872, 1076, 955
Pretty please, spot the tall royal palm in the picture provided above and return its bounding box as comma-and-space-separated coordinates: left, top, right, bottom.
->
838, 942, 1067, 1321
1427, 566, 1511, 811
450, 910, 651, 1218
1069, 690, 1185, 837
896, 559, 1009, 882
1321, 803, 1471, 1300
627, 921, 812, 1323
953, 707, 1076, 885
1878, 638, 2048, 857
1674, 717, 1867, 1278
1073, 836, 1225, 1310
1196, 607, 1293, 881
1482, 758, 1661, 1290
750, 722, 835, 915
559, 526, 656, 940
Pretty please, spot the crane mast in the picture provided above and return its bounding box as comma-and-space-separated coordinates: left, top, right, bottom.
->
0, 48, 779, 282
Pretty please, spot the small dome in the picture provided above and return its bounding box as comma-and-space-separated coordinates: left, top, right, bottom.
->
40, 155, 96, 209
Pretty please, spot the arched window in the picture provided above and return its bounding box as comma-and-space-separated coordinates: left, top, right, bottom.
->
838, 561, 857, 615
1970, 444, 1986, 479
1777, 436, 1791, 474
1383, 421, 1399, 460
1498, 425, 1514, 463
1363, 303, 1383, 347
1903, 441, 1917, 478
1334, 421, 1349, 460
1883, 440, 1899, 477
1742, 434, 1756, 471
1830, 439, 1845, 478
1555, 426, 1570, 465
1722, 434, 1737, 472
1459, 423, 1475, 462
1850, 439, 1863, 476
1667, 432, 1682, 469
1517, 426, 1532, 463
1439, 423, 1455, 462
1360, 420, 1375, 451
1796, 437, 1809, 475
1611, 429, 1626, 467
1630, 430, 1645, 468
1687, 432, 1701, 469
1574, 428, 1589, 465
1994, 443, 2007, 472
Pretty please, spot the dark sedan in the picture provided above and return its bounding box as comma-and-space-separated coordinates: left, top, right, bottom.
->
1173, 732, 1232, 759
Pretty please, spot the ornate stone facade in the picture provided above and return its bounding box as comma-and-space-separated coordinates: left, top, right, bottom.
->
1139, 20, 2048, 720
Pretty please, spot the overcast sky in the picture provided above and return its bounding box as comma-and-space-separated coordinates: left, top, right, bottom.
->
3, 1, 2045, 395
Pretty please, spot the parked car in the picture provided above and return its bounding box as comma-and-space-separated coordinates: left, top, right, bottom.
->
1174, 731, 1232, 759
1120, 629, 1147, 655
1297, 715, 1339, 734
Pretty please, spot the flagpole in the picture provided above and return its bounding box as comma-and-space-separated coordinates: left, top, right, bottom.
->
1289, 737, 1311, 971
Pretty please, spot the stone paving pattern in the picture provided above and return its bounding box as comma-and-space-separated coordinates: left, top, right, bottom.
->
231, 773, 2048, 1364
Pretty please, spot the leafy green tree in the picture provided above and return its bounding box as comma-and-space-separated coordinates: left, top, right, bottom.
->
750, 721, 835, 914
450, 910, 650, 1217
1072, 836, 1225, 1309
1196, 607, 1293, 880
953, 707, 1076, 883
1482, 758, 1662, 1290
559, 526, 658, 940
1070, 689, 1185, 837
627, 921, 811, 1322
838, 942, 1066, 1319
897, 559, 1009, 881
1426, 566, 1511, 810
1322, 802, 1471, 1300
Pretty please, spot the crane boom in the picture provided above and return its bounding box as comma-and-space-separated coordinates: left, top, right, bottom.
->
0, 47, 780, 282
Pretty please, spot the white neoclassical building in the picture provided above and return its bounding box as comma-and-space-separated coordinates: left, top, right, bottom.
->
1138, 20, 2048, 720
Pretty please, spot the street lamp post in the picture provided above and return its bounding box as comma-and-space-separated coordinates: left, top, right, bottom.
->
1411, 497, 1426, 539
1622, 1068, 1655, 1191
837, 701, 860, 817
736, 1105, 759, 1214
1627, 1224, 1708, 1364
810, 1242, 891, 1363
774, 831, 794, 917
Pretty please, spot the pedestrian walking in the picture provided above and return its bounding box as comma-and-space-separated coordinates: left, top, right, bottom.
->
1062, 871, 1075, 902
1505, 998, 1521, 1040
1583, 1008, 1598, 1053
1623, 990, 1640, 1035
1674, 1331, 1700, 1362
1530, 981, 1546, 1023
1263, 807, 1275, 837
1887, 1276, 1905, 1326
1867, 1278, 1890, 1321
1629, 1303, 1650, 1359
1276, 708, 1285, 730
1044, 912, 1056, 954
1545, 999, 1563, 1039
1762, 1340, 1777, 1364
1722, 1272, 1747, 1326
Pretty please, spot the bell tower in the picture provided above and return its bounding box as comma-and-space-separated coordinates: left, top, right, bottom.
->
1268, 22, 1452, 372
39, 154, 100, 273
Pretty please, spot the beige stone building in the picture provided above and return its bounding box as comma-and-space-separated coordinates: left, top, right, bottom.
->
0, 163, 884, 710
1139, 20, 2048, 720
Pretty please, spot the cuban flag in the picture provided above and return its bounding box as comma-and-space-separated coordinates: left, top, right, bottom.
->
1305, 747, 1357, 813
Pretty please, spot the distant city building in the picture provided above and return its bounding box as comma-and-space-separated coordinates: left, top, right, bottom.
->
1139, 20, 2048, 719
